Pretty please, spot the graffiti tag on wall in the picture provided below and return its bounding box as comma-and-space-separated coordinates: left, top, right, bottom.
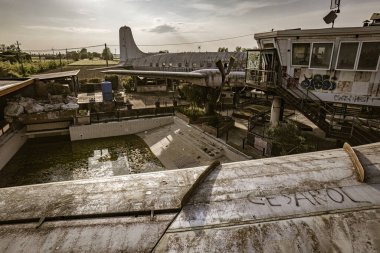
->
333, 94, 369, 103
300, 74, 337, 91
247, 187, 370, 208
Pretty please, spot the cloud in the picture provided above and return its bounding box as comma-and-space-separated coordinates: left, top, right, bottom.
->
149, 24, 177, 33
187, 0, 300, 17
24, 25, 111, 33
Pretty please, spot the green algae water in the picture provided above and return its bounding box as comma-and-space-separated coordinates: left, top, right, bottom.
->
0, 135, 164, 188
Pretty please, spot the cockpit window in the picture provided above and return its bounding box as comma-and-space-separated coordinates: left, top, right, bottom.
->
336, 42, 359, 70
292, 43, 310, 66
310, 43, 334, 69
357, 42, 380, 71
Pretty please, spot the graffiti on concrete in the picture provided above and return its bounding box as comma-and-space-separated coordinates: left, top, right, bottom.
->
247, 187, 370, 207
300, 74, 337, 91
333, 94, 369, 103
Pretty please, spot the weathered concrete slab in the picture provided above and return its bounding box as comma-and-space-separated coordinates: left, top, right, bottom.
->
69, 116, 174, 140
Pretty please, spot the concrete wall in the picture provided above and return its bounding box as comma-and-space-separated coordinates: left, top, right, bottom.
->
70, 116, 174, 141
0, 129, 27, 170
26, 121, 70, 132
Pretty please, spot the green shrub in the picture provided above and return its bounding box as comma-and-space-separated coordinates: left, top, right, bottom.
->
177, 105, 206, 119
105, 75, 119, 90
0, 60, 71, 78
88, 78, 101, 83
122, 77, 134, 92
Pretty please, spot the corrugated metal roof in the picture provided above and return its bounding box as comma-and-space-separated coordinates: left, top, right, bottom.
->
0, 78, 34, 97
0, 142, 379, 252
30, 70, 80, 80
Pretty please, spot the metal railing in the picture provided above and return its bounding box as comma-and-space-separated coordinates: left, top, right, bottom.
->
246, 69, 277, 88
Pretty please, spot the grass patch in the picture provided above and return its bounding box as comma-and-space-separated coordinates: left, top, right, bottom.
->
69, 59, 119, 66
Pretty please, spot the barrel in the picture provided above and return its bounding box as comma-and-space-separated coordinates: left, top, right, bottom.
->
101, 81, 112, 93
102, 92, 113, 102
101, 81, 113, 102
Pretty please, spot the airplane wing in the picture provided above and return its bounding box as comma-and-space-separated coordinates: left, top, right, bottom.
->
101, 69, 207, 79
1, 141, 379, 252
88, 64, 125, 71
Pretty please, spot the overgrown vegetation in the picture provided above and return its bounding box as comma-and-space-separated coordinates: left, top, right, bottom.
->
0, 60, 71, 78
177, 105, 206, 118
180, 84, 219, 115
122, 76, 134, 92
267, 121, 315, 155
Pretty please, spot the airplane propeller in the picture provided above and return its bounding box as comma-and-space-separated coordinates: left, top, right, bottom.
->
215, 56, 235, 102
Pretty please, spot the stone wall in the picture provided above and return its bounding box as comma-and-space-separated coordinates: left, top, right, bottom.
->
69, 116, 174, 141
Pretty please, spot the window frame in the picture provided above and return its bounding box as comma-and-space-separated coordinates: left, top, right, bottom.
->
291, 42, 311, 67
335, 41, 360, 71
308, 42, 334, 70
356, 41, 380, 72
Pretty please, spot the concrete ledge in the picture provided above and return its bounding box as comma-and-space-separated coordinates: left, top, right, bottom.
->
0, 128, 27, 171
69, 116, 174, 141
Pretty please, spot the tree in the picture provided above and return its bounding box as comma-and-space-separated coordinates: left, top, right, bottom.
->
102, 47, 113, 60
235, 46, 250, 52
217, 47, 229, 52
92, 52, 101, 58
67, 51, 79, 61
79, 48, 88, 59
6, 44, 17, 52
267, 121, 312, 155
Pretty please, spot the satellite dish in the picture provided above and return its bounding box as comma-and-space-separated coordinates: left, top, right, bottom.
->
323, 10, 338, 24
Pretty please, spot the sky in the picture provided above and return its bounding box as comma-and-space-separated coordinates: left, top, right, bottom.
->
0, 0, 378, 54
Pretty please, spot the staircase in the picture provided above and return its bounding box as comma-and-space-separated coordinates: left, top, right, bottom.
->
273, 74, 380, 145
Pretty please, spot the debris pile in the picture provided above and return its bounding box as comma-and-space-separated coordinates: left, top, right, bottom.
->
4, 95, 79, 122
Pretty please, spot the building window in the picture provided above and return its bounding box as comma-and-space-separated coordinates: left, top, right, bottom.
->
150, 62, 153, 67
162, 62, 166, 67
292, 43, 310, 66
310, 43, 334, 69
336, 42, 359, 70
263, 43, 274, 49
155, 63, 159, 67
178, 62, 182, 67
357, 41, 380, 71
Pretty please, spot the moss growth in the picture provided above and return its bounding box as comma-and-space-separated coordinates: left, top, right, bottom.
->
0, 135, 164, 188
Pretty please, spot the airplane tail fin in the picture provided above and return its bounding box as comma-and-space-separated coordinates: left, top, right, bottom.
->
119, 26, 146, 65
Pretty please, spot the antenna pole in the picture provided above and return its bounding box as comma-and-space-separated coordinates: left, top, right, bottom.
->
105, 43, 109, 67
